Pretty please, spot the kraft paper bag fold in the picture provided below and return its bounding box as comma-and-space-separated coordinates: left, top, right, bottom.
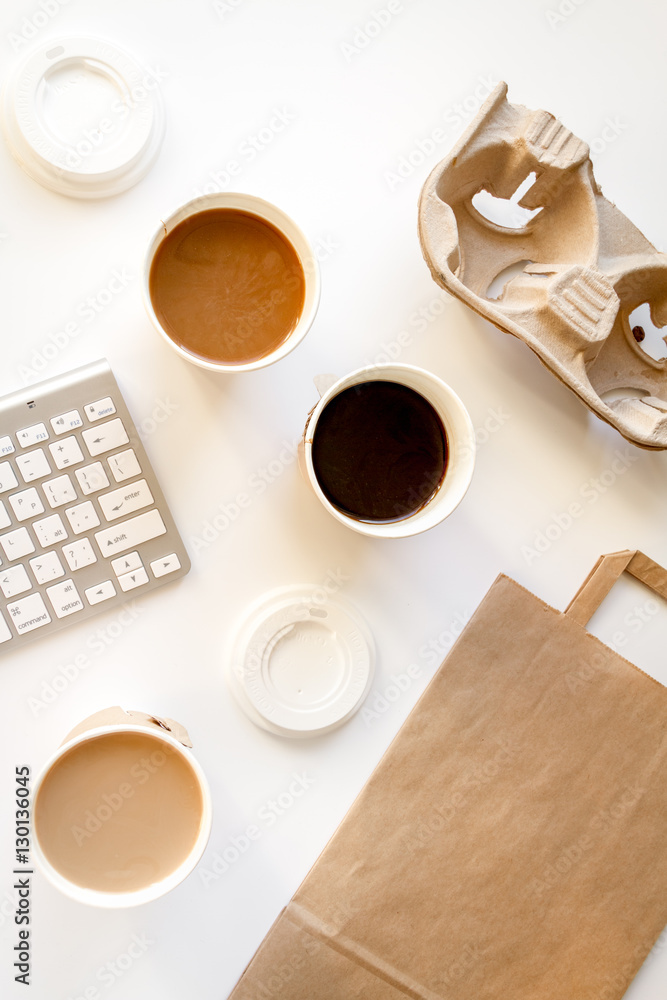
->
228, 550, 667, 1000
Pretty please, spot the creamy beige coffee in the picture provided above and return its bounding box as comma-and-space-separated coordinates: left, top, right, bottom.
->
34, 731, 204, 894
148, 208, 306, 365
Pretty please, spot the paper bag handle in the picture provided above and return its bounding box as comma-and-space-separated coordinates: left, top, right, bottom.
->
565, 549, 667, 626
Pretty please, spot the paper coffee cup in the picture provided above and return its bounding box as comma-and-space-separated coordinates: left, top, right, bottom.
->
143, 192, 321, 372
301, 364, 475, 538
32, 708, 212, 908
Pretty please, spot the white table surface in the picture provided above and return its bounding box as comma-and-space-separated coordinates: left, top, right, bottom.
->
1, 1, 666, 997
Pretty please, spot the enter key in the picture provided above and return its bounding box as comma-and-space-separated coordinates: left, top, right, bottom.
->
98, 479, 154, 521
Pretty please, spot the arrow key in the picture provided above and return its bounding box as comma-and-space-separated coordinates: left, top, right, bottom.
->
84, 580, 117, 605
150, 553, 182, 579
118, 566, 149, 592
111, 551, 142, 577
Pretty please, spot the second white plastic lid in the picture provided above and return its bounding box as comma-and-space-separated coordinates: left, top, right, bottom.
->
1, 37, 165, 198
228, 586, 375, 738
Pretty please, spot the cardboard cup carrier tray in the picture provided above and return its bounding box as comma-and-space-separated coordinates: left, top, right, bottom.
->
419, 82, 667, 450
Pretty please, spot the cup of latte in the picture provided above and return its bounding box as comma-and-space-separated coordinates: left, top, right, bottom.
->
143, 192, 321, 372
32, 707, 212, 907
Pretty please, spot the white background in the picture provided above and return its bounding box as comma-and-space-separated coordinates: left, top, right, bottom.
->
1, 0, 666, 997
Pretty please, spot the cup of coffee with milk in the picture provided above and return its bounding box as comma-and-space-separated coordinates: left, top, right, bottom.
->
32, 707, 211, 907
143, 192, 321, 371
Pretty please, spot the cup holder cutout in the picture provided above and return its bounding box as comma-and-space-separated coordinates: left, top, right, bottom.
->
472, 172, 543, 230
600, 386, 650, 405
487, 260, 535, 300
628, 303, 667, 362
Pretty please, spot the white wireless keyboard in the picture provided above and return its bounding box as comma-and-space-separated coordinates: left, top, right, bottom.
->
0, 359, 190, 651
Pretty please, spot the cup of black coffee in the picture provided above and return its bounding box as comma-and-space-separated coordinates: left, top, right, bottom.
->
301, 365, 475, 537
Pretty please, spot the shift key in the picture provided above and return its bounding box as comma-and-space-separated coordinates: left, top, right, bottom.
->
95, 509, 166, 557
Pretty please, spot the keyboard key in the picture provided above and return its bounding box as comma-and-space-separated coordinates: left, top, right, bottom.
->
85, 580, 117, 605
0, 436, 15, 457
0, 527, 35, 560
99, 479, 153, 522
84, 397, 116, 421
108, 448, 141, 483
51, 409, 83, 434
0, 462, 19, 493
0, 500, 11, 530
49, 436, 84, 470
0, 565, 31, 599
95, 509, 166, 557
0, 612, 11, 643
43, 474, 77, 508
7, 592, 51, 634
33, 514, 68, 547
8, 488, 44, 522
16, 423, 49, 448
65, 501, 100, 534
16, 448, 51, 483
30, 551, 65, 584
63, 538, 97, 571
150, 553, 182, 578
111, 551, 143, 576
75, 462, 109, 495
82, 418, 128, 457
118, 566, 149, 592
46, 579, 84, 618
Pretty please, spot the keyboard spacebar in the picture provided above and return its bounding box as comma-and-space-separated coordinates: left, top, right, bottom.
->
95, 509, 166, 557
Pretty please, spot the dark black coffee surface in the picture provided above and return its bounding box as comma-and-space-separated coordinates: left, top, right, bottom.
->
311, 380, 448, 522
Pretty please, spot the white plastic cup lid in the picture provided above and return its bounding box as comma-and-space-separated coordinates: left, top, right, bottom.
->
1, 37, 165, 198
227, 586, 375, 738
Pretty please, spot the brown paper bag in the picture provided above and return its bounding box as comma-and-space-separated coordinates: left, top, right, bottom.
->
228, 550, 667, 1000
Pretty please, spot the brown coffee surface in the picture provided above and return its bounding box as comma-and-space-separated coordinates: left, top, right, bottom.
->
311, 380, 448, 521
34, 732, 204, 893
149, 208, 306, 365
